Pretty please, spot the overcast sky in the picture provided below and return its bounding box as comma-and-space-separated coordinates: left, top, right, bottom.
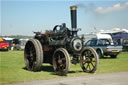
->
1, 0, 128, 36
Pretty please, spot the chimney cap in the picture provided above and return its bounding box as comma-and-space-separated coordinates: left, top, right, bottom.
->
70, 6, 77, 10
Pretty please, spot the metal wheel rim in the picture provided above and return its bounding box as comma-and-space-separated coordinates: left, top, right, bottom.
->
80, 47, 98, 73
53, 48, 70, 76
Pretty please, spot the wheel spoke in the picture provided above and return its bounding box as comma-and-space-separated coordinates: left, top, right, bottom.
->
88, 63, 91, 70
58, 55, 61, 60
90, 62, 95, 68
86, 63, 89, 69
83, 62, 87, 65
29, 60, 33, 67
81, 60, 87, 63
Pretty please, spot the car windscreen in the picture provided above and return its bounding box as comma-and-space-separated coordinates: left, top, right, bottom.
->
13, 39, 20, 44
97, 39, 110, 46
86, 40, 97, 46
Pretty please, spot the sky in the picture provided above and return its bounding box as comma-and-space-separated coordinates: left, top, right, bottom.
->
1, 0, 128, 36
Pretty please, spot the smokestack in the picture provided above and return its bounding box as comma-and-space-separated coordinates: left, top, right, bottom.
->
70, 6, 77, 30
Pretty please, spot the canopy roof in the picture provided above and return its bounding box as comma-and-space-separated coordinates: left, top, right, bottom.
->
112, 33, 128, 39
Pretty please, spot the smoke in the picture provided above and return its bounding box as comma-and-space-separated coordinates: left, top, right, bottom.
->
73, 3, 96, 13
73, 3, 104, 20
71, 3, 107, 32
95, 2, 128, 14
72, 3, 102, 19
73, 2, 128, 14
71, 2, 128, 33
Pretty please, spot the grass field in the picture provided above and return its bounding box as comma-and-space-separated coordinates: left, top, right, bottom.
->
0, 51, 128, 85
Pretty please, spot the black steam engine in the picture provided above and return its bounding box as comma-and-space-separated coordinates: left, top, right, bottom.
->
24, 6, 99, 75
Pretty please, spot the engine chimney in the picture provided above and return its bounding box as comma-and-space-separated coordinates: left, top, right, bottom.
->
70, 6, 77, 36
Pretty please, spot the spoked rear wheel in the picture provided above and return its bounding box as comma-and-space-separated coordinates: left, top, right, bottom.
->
53, 48, 70, 76
24, 39, 43, 71
80, 47, 99, 73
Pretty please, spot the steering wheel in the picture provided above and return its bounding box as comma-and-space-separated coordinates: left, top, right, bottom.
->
53, 25, 62, 33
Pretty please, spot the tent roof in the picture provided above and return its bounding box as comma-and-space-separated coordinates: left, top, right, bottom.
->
112, 33, 128, 39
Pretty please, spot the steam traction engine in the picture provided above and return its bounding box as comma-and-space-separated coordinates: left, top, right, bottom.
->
24, 6, 99, 75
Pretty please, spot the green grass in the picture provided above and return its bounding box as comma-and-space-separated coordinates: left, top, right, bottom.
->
0, 51, 128, 85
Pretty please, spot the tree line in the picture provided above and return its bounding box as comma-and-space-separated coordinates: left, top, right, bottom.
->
0, 35, 33, 39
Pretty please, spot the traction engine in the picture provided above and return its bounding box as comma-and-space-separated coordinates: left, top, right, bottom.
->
24, 6, 99, 76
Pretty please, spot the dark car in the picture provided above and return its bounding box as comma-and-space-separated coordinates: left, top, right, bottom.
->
13, 39, 21, 50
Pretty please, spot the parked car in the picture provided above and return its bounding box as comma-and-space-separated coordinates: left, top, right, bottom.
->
13, 39, 21, 50
13, 39, 28, 50
0, 38, 9, 51
19, 39, 28, 50
4, 38, 13, 50
85, 38, 122, 58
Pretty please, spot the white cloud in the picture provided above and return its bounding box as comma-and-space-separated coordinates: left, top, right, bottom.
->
113, 3, 120, 8
95, 2, 128, 14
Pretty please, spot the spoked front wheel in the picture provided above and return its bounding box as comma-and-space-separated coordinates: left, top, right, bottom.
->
53, 48, 70, 76
80, 47, 99, 73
